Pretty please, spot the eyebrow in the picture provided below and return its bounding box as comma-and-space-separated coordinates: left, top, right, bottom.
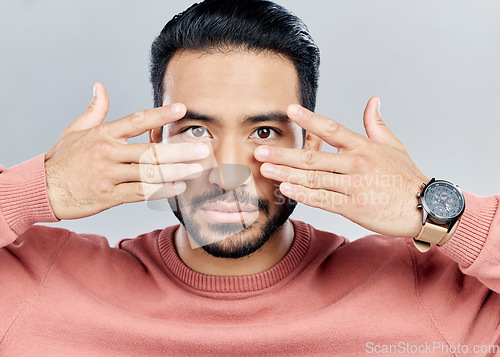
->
174, 110, 292, 126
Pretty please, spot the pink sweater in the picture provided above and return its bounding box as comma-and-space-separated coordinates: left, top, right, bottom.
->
1, 155, 499, 356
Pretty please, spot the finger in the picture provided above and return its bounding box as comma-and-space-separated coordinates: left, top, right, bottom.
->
64, 82, 109, 135
254, 146, 350, 173
118, 163, 204, 184
287, 104, 366, 150
114, 142, 211, 164
104, 103, 186, 140
363, 96, 405, 151
260, 163, 347, 193
115, 181, 186, 204
279, 182, 347, 214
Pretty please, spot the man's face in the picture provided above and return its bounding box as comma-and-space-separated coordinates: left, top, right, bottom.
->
158, 49, 304, 259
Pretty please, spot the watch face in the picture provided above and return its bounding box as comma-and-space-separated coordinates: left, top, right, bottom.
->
423, 181, 465, 220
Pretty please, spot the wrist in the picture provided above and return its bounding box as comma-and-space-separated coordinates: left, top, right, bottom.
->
412, 178, 465, 253
0, 155, 60, 235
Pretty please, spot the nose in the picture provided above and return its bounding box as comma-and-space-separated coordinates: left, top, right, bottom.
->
209, 164, 252, 191
208, 137, 253, 191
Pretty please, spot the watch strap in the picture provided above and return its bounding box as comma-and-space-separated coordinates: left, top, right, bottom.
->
412, 222, 448, 253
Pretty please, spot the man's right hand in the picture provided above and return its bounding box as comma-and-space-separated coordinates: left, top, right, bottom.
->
44, 83, 208, 220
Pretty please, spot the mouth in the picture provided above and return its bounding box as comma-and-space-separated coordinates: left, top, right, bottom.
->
198, 201, 260, 224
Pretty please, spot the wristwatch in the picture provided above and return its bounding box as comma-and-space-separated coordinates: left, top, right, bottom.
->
413, 178, 465, 252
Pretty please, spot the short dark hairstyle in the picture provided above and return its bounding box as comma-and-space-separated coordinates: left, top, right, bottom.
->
150, 0, 320, 114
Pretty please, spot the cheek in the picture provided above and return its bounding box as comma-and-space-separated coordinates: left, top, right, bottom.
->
292, 126, 304, 148
249, 139, 296, 203
252, 168, 281, 203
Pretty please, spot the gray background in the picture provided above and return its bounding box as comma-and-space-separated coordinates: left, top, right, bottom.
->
1, 0, 498, 246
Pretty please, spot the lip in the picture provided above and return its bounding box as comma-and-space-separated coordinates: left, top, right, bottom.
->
201, 201, 258, 213
199, 202, 259, 223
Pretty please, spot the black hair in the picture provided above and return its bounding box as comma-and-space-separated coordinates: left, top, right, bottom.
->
150, 0, 320, 117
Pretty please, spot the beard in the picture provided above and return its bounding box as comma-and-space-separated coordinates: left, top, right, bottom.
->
168, 185, 297, 259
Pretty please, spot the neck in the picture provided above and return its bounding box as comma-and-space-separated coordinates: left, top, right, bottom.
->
173, 220, 294, 276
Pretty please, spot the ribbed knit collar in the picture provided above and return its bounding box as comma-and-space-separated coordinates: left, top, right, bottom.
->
158, 220, 310, 294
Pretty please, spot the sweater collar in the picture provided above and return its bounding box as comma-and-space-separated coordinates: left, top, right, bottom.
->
157, 220, 310, 294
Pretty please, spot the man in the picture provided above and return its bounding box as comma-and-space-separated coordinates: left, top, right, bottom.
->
0, 0, 498, 355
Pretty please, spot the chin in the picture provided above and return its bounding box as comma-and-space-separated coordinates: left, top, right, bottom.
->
168, 192, 298, 259
187, 213, 271, 258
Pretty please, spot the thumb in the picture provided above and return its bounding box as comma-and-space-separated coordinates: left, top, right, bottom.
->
363, 96, 404, 150
64, 82, 109, 135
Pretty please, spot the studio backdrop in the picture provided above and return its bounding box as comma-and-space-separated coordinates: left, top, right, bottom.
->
1, 0, 498, 245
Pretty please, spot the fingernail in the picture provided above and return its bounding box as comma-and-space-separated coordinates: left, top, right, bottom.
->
377, 98, 381, 115
92, 83, 97, 99
281, 182, 294, 194
188, 163, 203, 174
171, 103, 183, 114
195, 143, 210, 156
173, 181, 186, 194
255, 146, 270, 158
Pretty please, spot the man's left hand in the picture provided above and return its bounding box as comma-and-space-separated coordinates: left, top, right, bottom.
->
254, 97, 428, 238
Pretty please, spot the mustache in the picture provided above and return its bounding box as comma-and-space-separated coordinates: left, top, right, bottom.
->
190, 187, 270, 216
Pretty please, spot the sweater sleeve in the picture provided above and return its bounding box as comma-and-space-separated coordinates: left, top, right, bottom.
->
409, 191, 500, 350
0, 155, 60, 247
438, 191, 500, 293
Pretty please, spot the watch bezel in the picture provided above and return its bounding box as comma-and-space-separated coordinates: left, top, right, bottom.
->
421, 179, 465, 225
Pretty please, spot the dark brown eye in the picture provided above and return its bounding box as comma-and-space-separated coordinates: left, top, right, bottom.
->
257, 128, 271, 138
252, 127, 278, 139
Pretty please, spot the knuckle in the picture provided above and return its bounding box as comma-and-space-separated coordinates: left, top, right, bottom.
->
131, 110, 146, 127
99, 163, 113, 177
147, 165, 156, 180
302, 150, 315, 167
114, 184, 144, 205
87, 103, 97, 112
97, 181, 113, 194
90, 143, 113, 162
89, 142, 112, 161
150, 144, 159, 163
324, 120, 338, 137
142, 144, 159, 164
306, 170, 320, 187
141, 164, 157, 182
351, 155, 369, 170
97, 142, 114, 155
374, 115, 385, 126
134, 183, 146, 199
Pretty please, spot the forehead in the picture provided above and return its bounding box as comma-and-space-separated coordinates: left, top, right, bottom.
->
162, 49, 301, 119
